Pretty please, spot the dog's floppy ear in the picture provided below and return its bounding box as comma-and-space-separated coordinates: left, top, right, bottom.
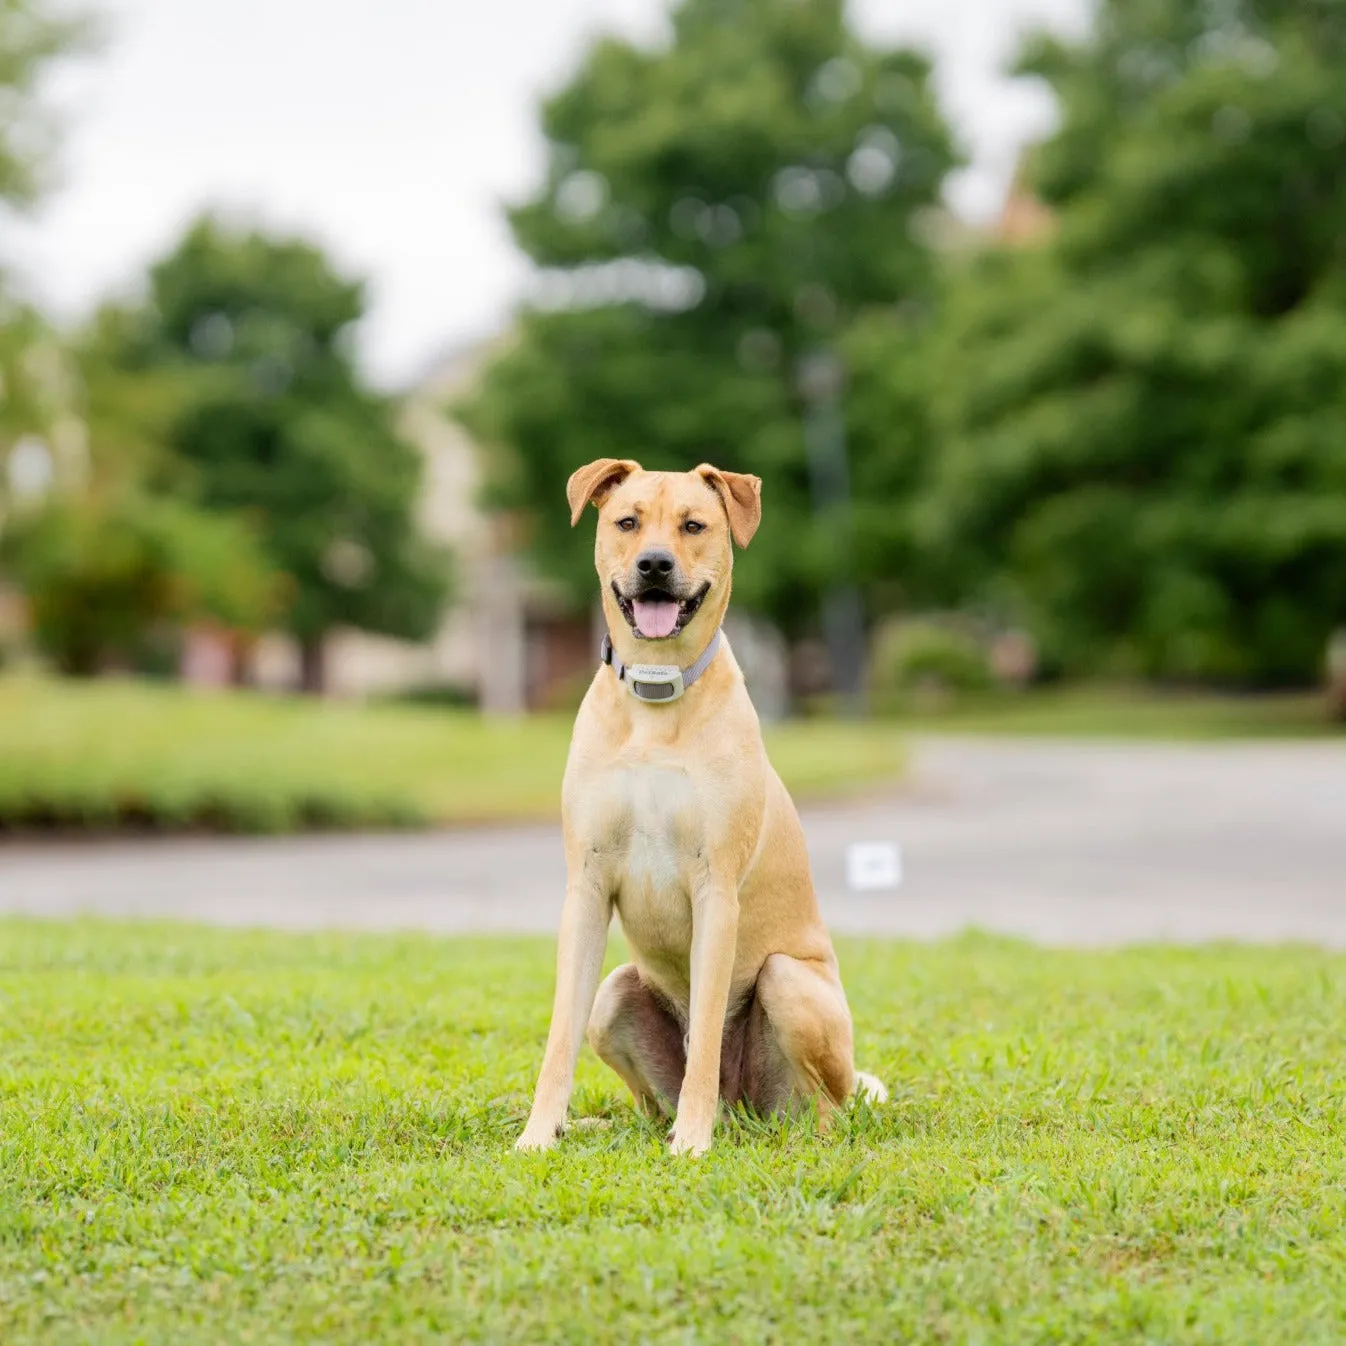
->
566, 458, 641, 526
697, 464, 762, 548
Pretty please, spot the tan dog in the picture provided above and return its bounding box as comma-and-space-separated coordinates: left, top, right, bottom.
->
516, 459, 884, 1156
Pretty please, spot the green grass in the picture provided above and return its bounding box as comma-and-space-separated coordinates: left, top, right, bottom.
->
0, 675, 904, 834
2, 923, 1342, 1343
881, 684, 1340, 740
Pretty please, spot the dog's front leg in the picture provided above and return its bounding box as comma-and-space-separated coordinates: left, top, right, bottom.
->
516, 880, 610, 1150
669, 882, 739, 1156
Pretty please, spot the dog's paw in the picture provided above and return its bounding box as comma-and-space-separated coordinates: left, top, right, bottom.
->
668, 1122, 713, 1157
514, 1120, 563, 1151
854, 1071, 889, 1104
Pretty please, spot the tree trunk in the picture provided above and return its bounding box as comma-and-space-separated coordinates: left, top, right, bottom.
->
229, 631, 255, 687
299, 635, 327, 696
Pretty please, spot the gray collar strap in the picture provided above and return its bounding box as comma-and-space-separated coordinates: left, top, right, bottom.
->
601, 628, 723, 704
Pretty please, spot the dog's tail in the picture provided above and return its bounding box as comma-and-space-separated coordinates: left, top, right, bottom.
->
854, 1070, 889, 1104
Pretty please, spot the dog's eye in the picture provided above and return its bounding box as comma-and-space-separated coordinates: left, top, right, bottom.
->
616, 517, 638, 533
683, 520, 705, 535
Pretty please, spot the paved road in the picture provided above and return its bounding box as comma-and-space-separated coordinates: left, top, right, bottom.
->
2, 738, 1343, 945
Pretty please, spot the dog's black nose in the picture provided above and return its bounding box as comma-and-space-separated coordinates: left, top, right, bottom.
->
636, 549, 676, 579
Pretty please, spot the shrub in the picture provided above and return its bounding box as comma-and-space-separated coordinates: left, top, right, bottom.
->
0, 775, 425, 836
383, 681, 479, 710
870, 617, 993, 709
1, 492, 279, 675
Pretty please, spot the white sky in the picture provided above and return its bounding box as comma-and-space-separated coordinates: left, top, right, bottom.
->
7, 0, 1088, 387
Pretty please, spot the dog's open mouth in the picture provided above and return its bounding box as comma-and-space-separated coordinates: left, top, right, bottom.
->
613, 582, 710, 640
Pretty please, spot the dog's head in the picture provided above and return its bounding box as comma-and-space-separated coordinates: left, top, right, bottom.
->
567, 459, 761, 644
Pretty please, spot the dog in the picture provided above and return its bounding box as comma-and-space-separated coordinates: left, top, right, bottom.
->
516, 459, 885, 1156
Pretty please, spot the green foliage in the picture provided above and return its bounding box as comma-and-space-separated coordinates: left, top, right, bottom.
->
2, 924, 1344, 1341
0, 301, 62, 451
840, 305, 944, 612
0, 0, 92, 211
66, 303, 222, 491
0, 493, 277, 675
0, 675, 906, 834
108, 217, 450, 669
0, 0, 90, 467
1016, 0, 1346, 213
859, 0, 1346, 687
460, 0, 956, 635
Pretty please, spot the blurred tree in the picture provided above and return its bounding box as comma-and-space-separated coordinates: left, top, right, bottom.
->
0, 0, 91, 212
458, 0, 956, 640
0, 0, 95, 498
1, 303, 290, 678
107, 218, 450, 691
880, 0, 1346, 685
0, 1, 280, 680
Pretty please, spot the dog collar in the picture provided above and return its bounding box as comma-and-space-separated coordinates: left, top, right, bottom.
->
600, 628, 723, 704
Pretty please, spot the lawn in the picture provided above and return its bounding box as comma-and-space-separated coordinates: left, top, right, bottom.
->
879, 684, 1339, 740
1, 923, 1342, 1343
3, 674, 1337, 837
0, 675, 905, 833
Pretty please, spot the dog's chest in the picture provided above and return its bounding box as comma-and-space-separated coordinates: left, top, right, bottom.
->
587, 761, 708, 966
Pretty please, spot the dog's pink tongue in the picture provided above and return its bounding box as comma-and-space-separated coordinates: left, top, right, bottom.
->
633, 599, 679, 639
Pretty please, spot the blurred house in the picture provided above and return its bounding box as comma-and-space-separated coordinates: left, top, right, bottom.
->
994, 161, 1055, 248
903, 169, 1053, 257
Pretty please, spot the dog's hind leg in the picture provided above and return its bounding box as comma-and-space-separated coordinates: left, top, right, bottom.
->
743, 954, 858, 1129
588, 964, 686, 1119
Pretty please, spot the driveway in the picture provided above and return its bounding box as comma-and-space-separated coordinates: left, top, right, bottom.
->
2, 738, 1343, 945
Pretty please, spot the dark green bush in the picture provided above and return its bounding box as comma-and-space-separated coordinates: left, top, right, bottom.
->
0, 778, 427, 836
870, 617, 993, 709
1, 493, 278, 676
